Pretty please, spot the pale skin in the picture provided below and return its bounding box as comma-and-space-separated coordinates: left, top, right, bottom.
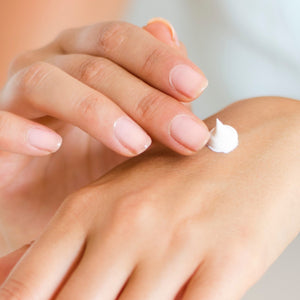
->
0, 1, 299, 300
1, 97, 300, 300
0, 16, 208, 252
0, 1, 209, 250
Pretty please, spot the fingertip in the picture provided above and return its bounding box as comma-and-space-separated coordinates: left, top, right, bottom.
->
113, 117, 152, 157
144, 17, 180, 47
169, 65, 208, 101
27, 127, 63, 155
169, 115, 210, 154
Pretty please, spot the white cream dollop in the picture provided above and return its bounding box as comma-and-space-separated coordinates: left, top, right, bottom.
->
207, 119, 239, 153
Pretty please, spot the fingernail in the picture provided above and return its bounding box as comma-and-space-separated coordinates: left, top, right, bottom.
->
169, 64, 208, 98
169, 115, 209, 151
28, 128, 62, 153
114, 117, 152, 155
147, 17, 180, 46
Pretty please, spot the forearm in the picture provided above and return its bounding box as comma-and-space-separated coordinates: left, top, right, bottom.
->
0, 0, 128, 87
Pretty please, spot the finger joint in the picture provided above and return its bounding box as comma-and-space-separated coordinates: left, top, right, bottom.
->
141, 47, 167, 76
135, 92, 166, 122
18, 62, 53, 96
96, 22, 129, 54
77, 57, 110, 83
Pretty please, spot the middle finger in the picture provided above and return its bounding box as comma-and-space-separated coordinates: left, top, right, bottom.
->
58, 21, 208, 102
51, 54, 210, 154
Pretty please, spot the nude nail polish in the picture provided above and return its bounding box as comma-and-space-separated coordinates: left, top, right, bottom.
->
169, 114, 209, 151
114, 117, 152, 155
169, 64, 208, 98
28, 128, 62, 153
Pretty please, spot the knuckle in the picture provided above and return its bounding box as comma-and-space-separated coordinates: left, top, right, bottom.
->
96, 21, 130, 54
75, 93, 100, 120
111, 193, 156, 233
18, 62, 52, 95
77, 57, 110, 83
58, 188, 99, 231
0, 278, 33, 300
135, 92, 166, 121
141, 47, 168, 76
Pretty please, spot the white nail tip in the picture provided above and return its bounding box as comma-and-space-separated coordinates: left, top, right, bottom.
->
207, 118, 239, 154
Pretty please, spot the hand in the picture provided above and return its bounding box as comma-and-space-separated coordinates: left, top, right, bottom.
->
0, 19, 208, 253
1, 96, 299, 300
1, 19, 209, 157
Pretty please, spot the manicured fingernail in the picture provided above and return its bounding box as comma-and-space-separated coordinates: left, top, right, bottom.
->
114, 117, 152, 155
28, 128, 62, 153
169, 64, 208, 98
169, 115, 209, 151
147, 17, 180, 46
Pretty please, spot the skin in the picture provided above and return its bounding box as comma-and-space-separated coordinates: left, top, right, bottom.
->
0, 2, 299, 300
0, 19, 209, 158
0, 97, 299, 300
0, 19, 206, 253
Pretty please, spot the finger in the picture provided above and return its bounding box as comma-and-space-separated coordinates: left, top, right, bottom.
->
142, 20, 190, 112
2, 62, 152, 157
144, 18, 180, 47
143, 18, 188, 57
59, 21, 208, 102
117, 234, 202, 300
0, 111, 62, 155
0, 243, 32, 285
51, 54, 210, 154
0, 199, 87, 300
181, 252, 258, 300
55, 231, 138, 300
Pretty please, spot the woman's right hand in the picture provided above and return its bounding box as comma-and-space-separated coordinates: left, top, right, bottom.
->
0, 19, 209, 254
1, 19, 209, 157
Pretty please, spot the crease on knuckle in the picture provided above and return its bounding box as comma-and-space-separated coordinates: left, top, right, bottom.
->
0, 278, 33, 300
141, 47, 167, 76
136, 92, 166, 121
77, 57, 109, 83
96, 22, 129, 54
75, 93, 100, 120
18, 62, 52, 96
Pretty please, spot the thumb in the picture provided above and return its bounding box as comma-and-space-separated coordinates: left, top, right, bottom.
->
0, 242, 33, 285
143, 17, 188, 56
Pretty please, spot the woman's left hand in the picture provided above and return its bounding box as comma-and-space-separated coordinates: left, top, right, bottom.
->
1, 96, 300, 300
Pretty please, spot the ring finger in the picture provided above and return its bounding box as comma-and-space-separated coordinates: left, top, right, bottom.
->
51, 54, 210, 154
1, 62, 152, 157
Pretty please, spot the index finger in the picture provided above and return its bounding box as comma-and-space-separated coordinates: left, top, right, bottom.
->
58, 21, 208, 102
